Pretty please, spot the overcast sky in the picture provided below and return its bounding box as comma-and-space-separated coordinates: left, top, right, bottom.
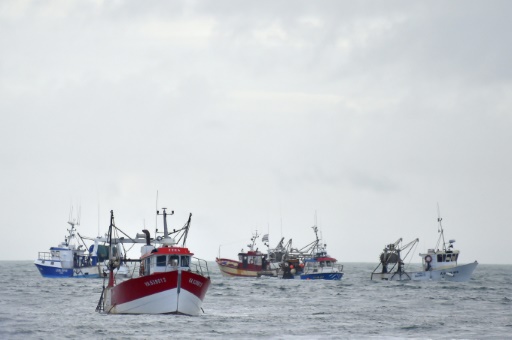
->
1, 1, 511, 264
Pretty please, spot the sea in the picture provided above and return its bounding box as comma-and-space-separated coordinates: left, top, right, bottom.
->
0, 261, 510, 340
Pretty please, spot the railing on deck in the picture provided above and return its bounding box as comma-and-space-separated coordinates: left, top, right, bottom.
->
191, 257, 210, 278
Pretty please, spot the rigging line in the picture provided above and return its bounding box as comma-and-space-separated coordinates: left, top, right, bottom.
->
401, 239, 418, 263
123, 242, 137, 253
372, 261, 382, 274
76, 232, 89, 251
112, 225, 139, 243
120, 242, 128, 258
405, 241, 419, 269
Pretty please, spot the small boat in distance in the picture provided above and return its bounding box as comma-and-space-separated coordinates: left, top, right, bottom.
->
216, 231, 278, 277
298, 226, 343, 280
370, 237, 420, 281
34, 211, 105, 278
371, 211, 478, 282
97, 208, 211, 316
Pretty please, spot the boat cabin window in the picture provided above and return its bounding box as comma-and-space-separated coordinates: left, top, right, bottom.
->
325, 261, 332, 267
250, 256, 261, 265
437, 253, 458, 263
181, 256, 190, 267
168, 255, 179, 267
156, 255, 167, 267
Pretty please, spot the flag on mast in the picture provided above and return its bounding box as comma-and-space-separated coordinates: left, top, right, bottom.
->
262, 234, 269, 242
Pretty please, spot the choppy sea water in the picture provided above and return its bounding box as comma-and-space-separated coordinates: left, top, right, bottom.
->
0, 261, 510, 339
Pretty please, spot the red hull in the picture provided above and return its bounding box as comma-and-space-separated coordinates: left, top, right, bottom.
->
106, 270, 210, 315
112, 270, 209, 303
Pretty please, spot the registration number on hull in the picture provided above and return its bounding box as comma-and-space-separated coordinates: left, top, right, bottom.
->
144, 277, 167, 287
189, 278, 203, 287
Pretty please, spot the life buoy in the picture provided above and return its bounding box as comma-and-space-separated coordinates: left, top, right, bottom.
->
425, 255, 432, 263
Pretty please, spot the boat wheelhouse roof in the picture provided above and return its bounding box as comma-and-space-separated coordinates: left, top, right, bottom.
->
50, 247, 70, 251
305, 257, 337, 262
420, 249, 460, 255
142, 246, 193, 259
238, 251, 262, 256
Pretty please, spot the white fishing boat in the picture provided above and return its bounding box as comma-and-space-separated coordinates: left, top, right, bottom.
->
371, 211, 478, 282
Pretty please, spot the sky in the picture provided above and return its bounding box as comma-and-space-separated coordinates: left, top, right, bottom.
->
1, 1, 511, 264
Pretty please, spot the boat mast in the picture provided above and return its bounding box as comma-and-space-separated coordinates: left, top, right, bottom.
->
312, 225, 320, 254
157, 208, 175, 247
157, 208, 174, 238
66, 205, 78, 246
435, 203, 447, 251
107, 210, 115, 287
248, 231, 259, 251
154, 191, 159, 238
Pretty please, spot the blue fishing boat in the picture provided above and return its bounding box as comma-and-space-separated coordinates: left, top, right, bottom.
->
300, 226, 344, 280
34, 212, 107, 278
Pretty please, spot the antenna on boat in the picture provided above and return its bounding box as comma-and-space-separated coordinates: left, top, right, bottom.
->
67, 205, 77, 237
248, 230, 259, 250
312, 224, 320, 254
436, 203, 446, 251
315, 210, 324, 246
68, 205, 73, 224
67, 205, 76, 229
77, 205, 81, 227
155, 190, 159, 237
97, 195, 100, 237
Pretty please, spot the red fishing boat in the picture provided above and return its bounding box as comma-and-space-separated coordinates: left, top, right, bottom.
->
97, 208, 210, 316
